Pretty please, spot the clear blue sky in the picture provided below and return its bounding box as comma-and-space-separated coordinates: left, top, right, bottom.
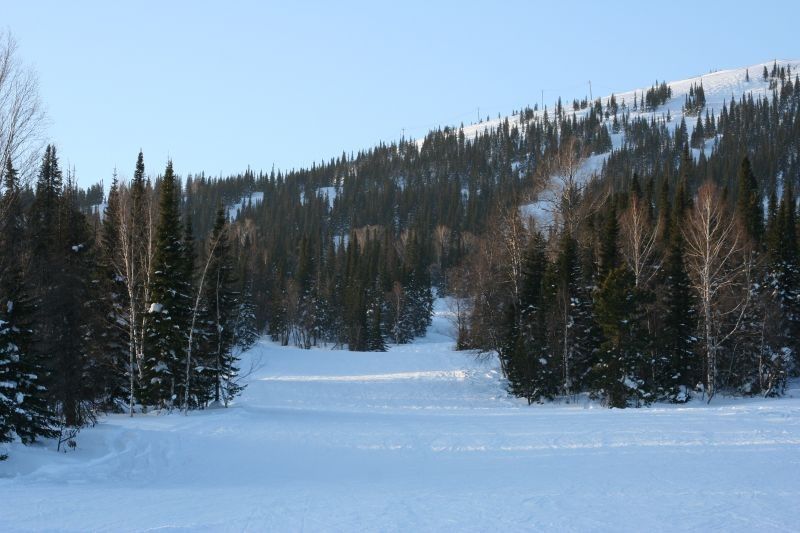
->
5, 0, 798, 187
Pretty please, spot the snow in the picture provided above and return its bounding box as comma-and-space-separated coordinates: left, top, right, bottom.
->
226, 191, 264, 221
317, 185, 339, 208
89, 202, 107, 219
2, 299, 800, 531
520, 152, 605, 229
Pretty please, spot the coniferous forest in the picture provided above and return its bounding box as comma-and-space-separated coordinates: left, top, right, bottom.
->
2, 33, 800, 461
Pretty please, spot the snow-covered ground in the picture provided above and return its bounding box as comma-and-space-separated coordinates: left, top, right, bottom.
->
227, 191, 264, 220
2, 299, 800, 531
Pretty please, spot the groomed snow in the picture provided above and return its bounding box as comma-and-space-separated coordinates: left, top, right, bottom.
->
2, 299, 800, 531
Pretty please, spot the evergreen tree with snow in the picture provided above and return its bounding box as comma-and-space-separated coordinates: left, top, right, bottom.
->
553, 232, 599, 395
200, 206, 243, 405
26, 147, 99, 428
233, 277, 259, 351
593, 267, 650, 407
0, 158, 56, 450
142, 162, 192, 409
766, 183, 800, 370
96, 173, 130, 409
514, 232, 556, 402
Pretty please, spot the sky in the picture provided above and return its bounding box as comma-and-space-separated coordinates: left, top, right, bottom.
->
3, 0, 799, 188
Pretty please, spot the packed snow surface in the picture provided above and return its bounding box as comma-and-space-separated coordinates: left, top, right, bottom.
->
2, 299, 799, 531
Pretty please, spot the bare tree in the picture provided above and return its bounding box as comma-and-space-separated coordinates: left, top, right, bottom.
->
494, 204, 528, 307
0, 32, 46, 186
112, 184, 140, 415
619, 195, 660, 288
683, 182, 750, 400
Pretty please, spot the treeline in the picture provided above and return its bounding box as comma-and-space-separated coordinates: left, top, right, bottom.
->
453, 156, 799, 407
0, 149, 257, 457
166, 99, 617, 345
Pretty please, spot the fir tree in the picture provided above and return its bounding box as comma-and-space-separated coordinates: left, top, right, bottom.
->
657, 231, 696, 401
95, 173, 129, 410
200, 206, 243, 405
515, 232, 556, 402
735, 157, 763, 244
142, 162, 191, 409
593, 267, 650, 407
599, 201, 619, 278
0, 158, 56, 449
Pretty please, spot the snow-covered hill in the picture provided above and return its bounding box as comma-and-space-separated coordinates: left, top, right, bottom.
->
459, 59, 797, 145
448, 60, 799, 229
3, 299, 800, 531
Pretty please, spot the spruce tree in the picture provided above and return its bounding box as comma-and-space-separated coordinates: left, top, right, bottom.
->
599, 201, 619, 278
27, 148, 98, 428
96, 173, 129, 409
735, 157, 764, 244
54, 171, 99, 427
657, 231, 696, 401
516, 232, 556, 402
768, 183, 800, 368
593, 267, 649, 407
0, 158, 56, 449
200, 206, 243, 405
233, 277, 259, 351
553, 232, 598, 395
142, 162, 191, 409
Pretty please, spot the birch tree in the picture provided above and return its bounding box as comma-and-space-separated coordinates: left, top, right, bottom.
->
0, 32, 46, 187
620, 195, 659, 288
683, 182, 749, 400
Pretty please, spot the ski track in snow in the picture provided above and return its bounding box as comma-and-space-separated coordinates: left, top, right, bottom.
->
2, 299, 800, 531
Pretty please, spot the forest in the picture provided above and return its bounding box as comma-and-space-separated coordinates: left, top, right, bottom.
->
2, 41, 800, 459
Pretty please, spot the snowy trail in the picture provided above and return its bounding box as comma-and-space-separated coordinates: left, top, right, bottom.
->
2, 300, 800, 531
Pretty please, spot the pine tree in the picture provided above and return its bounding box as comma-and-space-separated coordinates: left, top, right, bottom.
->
767, 183, 800, 369
142, 162, 191, 409
27, 148, 98, 428
593, 267, 650, 407
553, 232, 598, 395
200, 206, 243, 405
735, 157, 763, 244
515, 232, 556, 402
54, 171, 99, 427
232, 277, 258, 351
657, 231, 697, 401
0, 158, 56, 450
599, 201, 619, 278
95, 173, 129, 410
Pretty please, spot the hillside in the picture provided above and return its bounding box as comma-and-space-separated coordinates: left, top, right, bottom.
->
485, 59, 799, 227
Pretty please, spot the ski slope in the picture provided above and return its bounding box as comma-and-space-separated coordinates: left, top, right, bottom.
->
461, 59, 798, 146
2, 299, 800, 531
507, 59, 798, 229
